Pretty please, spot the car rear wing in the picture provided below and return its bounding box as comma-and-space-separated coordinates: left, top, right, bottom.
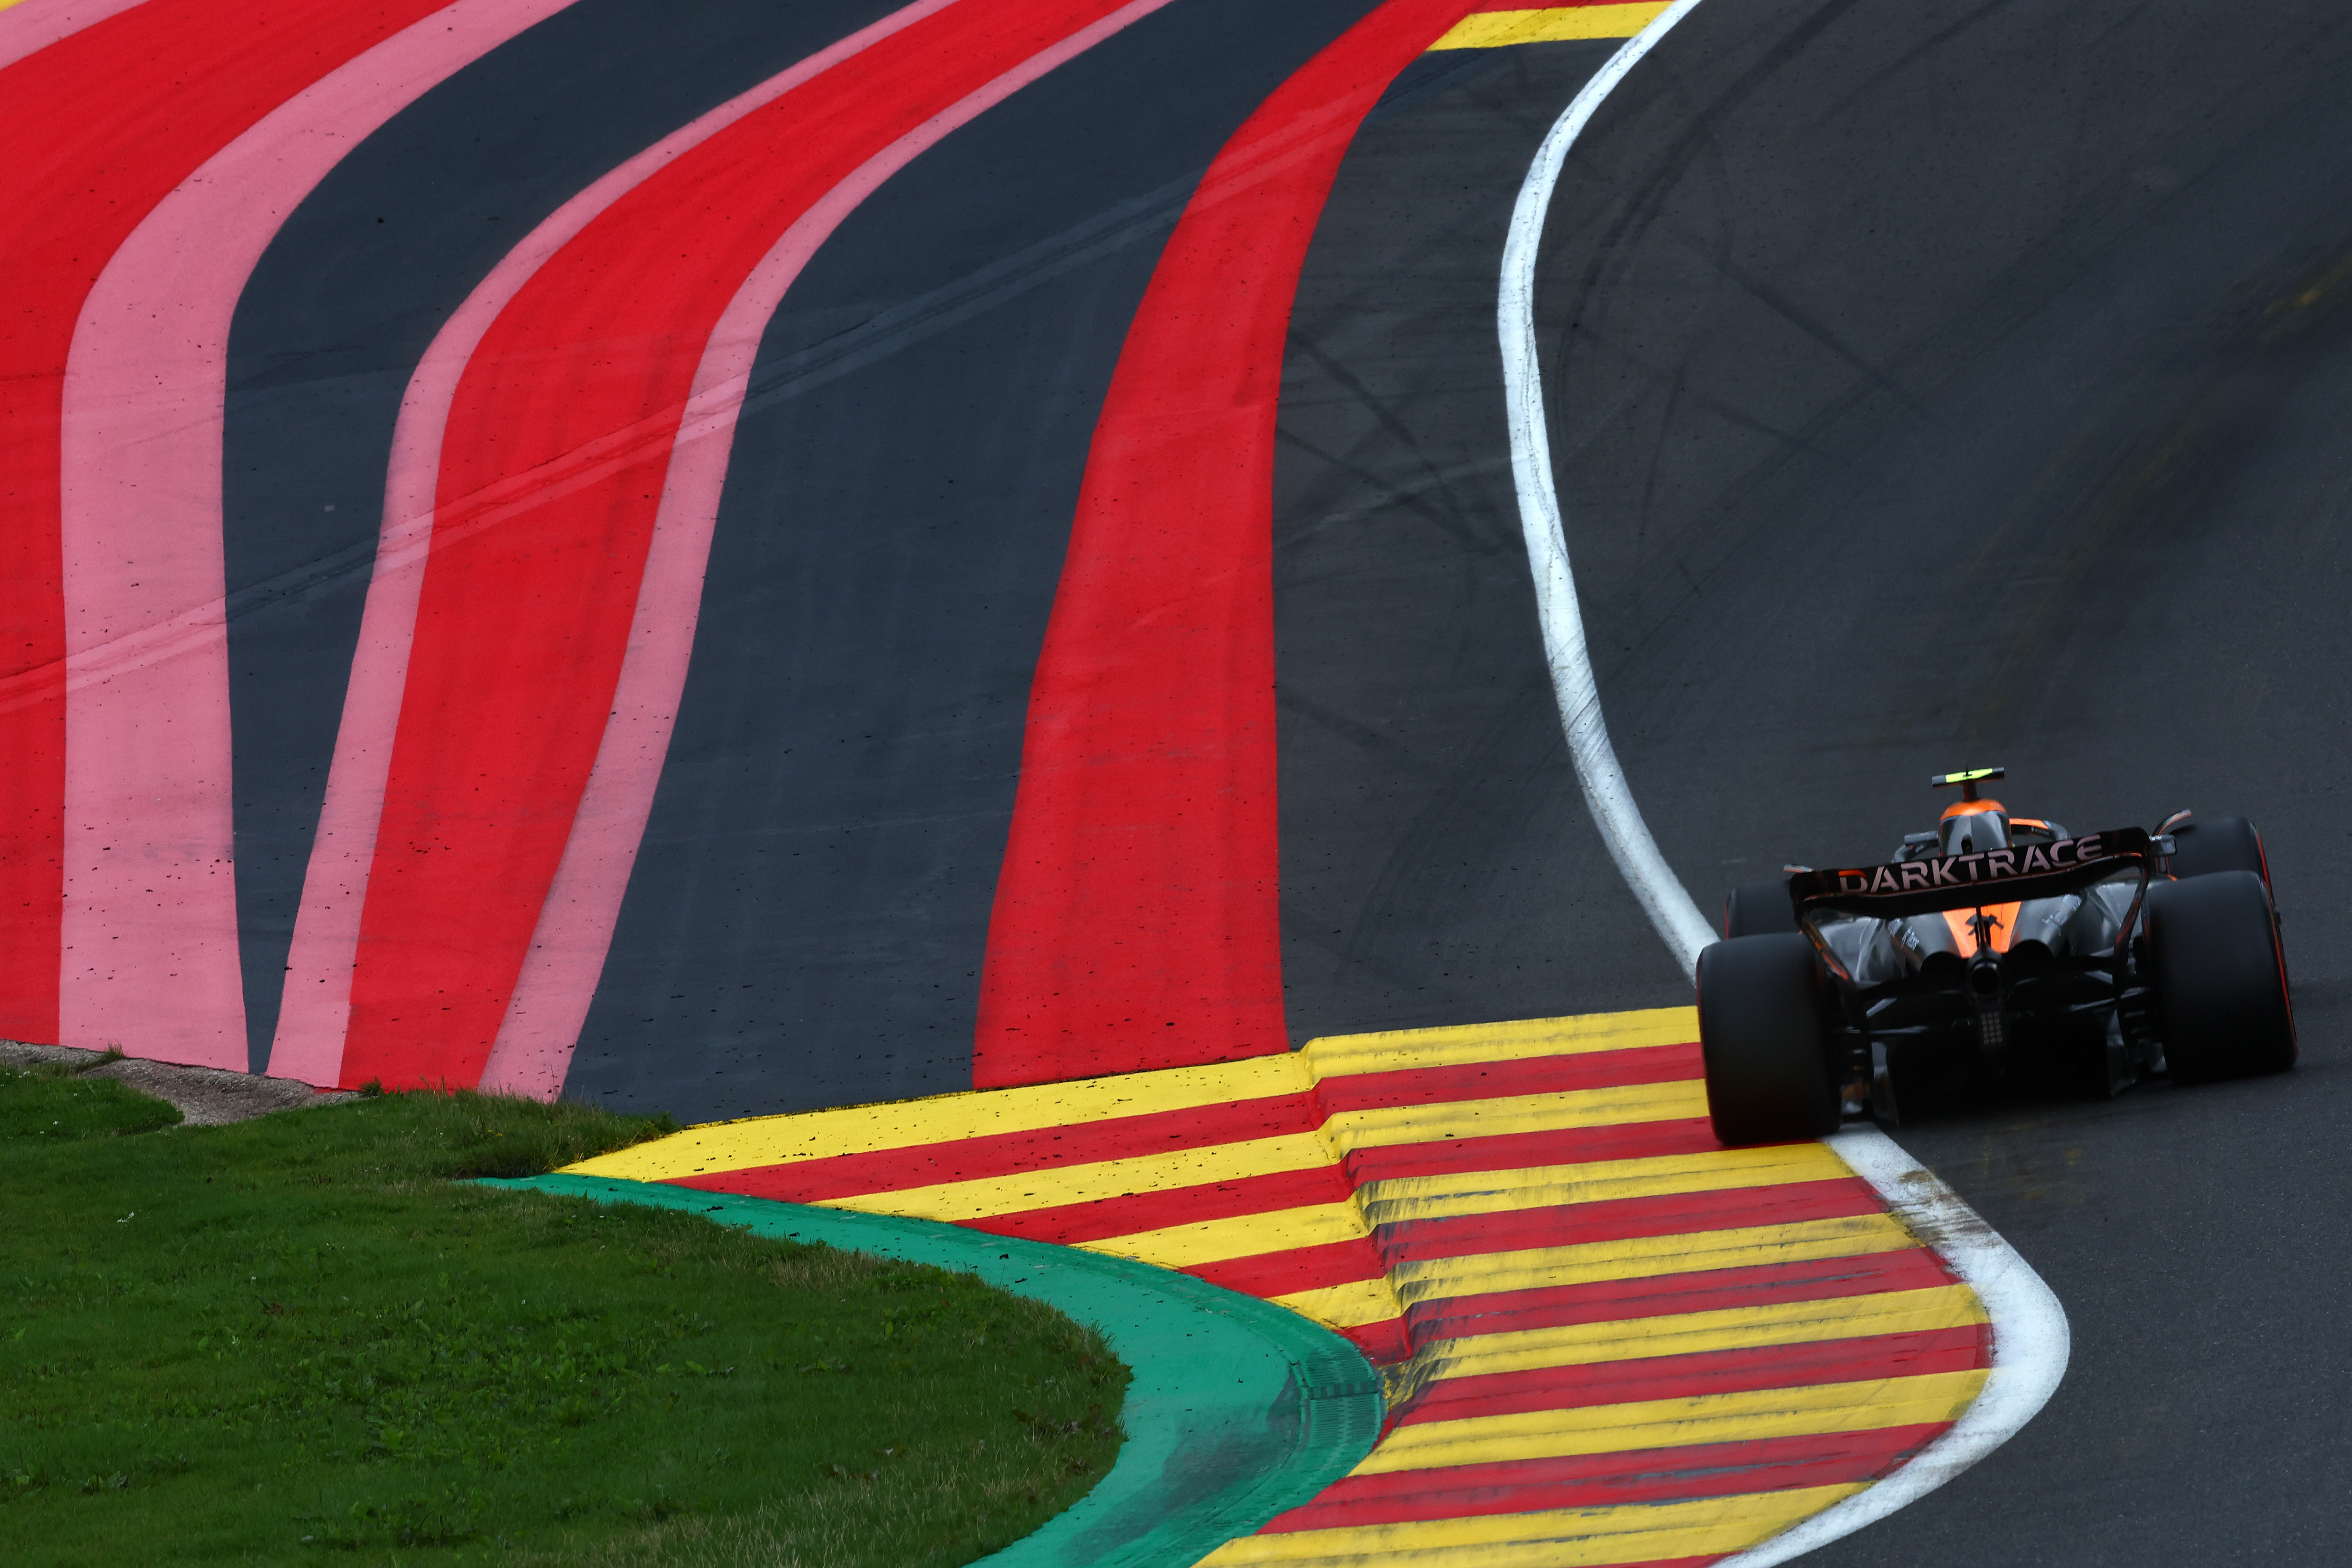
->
1787, 827, 2163, 922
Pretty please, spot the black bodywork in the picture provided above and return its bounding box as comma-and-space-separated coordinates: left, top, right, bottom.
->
1785, 824, 2171, 1116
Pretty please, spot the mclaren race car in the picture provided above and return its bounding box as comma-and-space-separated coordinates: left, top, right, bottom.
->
1698, 767, 2296, 1145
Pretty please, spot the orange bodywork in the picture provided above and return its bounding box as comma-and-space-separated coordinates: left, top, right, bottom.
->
1941, 902, 2023, 953
1939, 796, 2007, 821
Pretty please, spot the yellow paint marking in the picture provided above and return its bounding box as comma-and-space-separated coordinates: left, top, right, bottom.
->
1079, 1200, 1368, 1269
1270, 1275, 1407, 1330
1324, 1078, 1710, 1155
1196, 1482, 1865, 1566
1428, 3, 1675, 51
1301, 1006, 1695, 1078
1420, 1284, 1984, 1380
1390, 1212, 1921, 1305
817, 1131, 1333, 1222
562, 1004, 1704, 1184
1354, 1369, 1987, 1474
562, 1052, 1306, 1181
1358, 1141, 1849, 1225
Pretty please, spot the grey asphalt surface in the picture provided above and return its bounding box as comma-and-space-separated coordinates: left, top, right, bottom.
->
1277, 0, 2352, 1560
212, 0, 2352, 1552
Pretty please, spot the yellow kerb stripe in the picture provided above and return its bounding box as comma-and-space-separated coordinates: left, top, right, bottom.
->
1078, 1200, 1368, 1270
1354, 1368, 1987, 1473
1302, 1005, 1695, 1077
560, 1052, 1308, 1181
1427, 3, 1674, 51
1420, 1284, 1984, 1381
1271, 1276, 1406, 1330
1358, 1141, 1849, 1224
818, 1131, 1332, 1223
1390, 1212, 1920, 1304
1325, 1078, 1710, 1155
1196, 1482, 1864, 1566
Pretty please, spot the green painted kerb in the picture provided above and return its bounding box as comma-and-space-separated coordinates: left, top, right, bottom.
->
484, 1175, 1382, 1567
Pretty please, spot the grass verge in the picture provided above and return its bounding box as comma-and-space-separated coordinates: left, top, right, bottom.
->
0, 1069, 1127, 1566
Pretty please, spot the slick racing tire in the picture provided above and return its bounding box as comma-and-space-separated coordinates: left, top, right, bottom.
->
1724, 880, 1800, 938
2168, 815, 2270, 889
2145, 869, 2295, 1084
1697, 934, 1841, 1145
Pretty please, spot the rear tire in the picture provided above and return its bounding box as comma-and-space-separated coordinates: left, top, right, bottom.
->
2168, 815, 2270, 888
2145, 869, 2295, 1085
1724, 879, 1798, 937
1698, 934, 1840, 1144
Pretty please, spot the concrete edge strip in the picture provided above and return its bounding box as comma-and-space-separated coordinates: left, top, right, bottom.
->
485, 1173, 1384, 1567
1495, 5, 2073, 1559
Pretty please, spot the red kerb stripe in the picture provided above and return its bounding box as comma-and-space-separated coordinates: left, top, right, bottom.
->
662, 1091, 1320, 1201
1376, 1178, 1885, 1262
971, 0, 1485, 1087
1313, 1043, 1701, 1112
1405, 1247, 1962, 1340
962, 1164, 1356, 1244
1182, 1237, 1389, 1298
1341, 1118, 1722, 1183
1259, 1425, 1949, 1531
1396, 1325, 1991, 1425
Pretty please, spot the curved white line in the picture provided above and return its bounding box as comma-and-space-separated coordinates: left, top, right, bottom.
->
1497, 0, 1719, 977
1498, 6, 2071, 1559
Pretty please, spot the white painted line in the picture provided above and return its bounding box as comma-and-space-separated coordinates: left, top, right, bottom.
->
1497, 0, 1720, 979
1497, 8, 2072, 1559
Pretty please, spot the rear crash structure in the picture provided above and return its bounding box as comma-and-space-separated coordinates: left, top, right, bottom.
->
1699, 769, 2296, 1145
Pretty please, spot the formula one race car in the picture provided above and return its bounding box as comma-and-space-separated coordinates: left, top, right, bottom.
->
1698, 768, 2295, 1145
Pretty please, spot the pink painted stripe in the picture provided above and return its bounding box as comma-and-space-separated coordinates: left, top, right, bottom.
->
54, 0, 577, 1067
478, 0, 1186, 1096
0, 0, 150, 73
266, 0, 969, 1088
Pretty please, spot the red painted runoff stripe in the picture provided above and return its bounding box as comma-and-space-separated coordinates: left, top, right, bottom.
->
1183, 1237, 1390, 1298
1375, 1178, 1887, 1262
1340, 1117, 1722, 1183
964, 1164, 1357, 1245
664, 1091, 1322, 1202
1332, 1319, 1415, 1363
1311, 1043, 1701, 1111
972, 0, 1488, 1089
1404, 1247, 1963, 1340
0, 0, 453, 1046
1259, 1426, 1951, 1531
1397, 1326, 1992, 1424
337, 0, 1173, 1090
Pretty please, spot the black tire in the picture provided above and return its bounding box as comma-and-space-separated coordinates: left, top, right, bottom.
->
2168, 815, 2270, 888
2145, 869, 2295, 1084
1698, 934, 1840, 1144
1723, 879, 1798, 937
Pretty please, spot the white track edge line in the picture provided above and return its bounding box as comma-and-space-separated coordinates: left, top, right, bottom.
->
1497, 0, 1719, 979
1496, 7, 2071, 1561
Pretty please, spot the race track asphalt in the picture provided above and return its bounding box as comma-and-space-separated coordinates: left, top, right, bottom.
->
1277, 0, 2352, 1560
202, 0, 2352, 1553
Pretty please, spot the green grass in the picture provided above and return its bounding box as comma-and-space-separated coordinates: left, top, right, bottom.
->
0, 1072, 1127, 1566
0, 1060, 182, 1141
